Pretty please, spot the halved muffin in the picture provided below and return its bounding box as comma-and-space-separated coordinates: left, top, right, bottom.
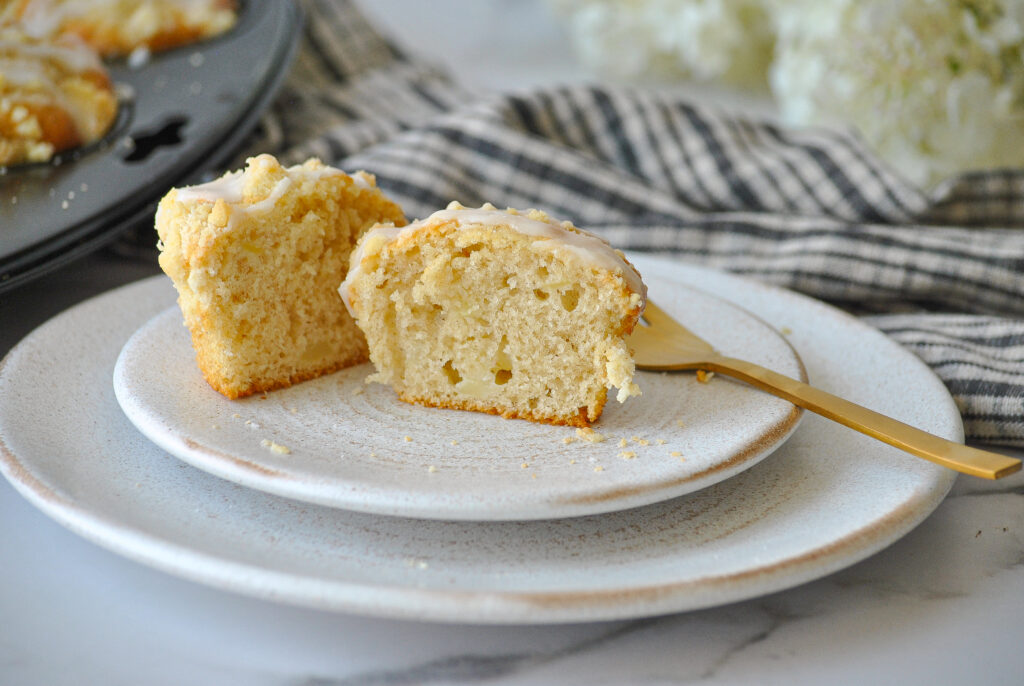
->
156, 154, 406, 399
341, 202, 646, 427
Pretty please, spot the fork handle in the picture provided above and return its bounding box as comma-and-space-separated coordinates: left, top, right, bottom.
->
706, 357, 1021, 480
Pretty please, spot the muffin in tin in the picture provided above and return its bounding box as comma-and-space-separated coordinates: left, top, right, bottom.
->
0, 25, 118, 166
5, 0, 237, 57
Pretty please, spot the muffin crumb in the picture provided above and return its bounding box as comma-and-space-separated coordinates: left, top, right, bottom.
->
260, 439, 291, 454
576, 427, 605, 443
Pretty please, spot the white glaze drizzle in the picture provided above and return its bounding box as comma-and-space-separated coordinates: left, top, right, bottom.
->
339, 203, 646, 316
351, 171, 372, 190
173, 169, 245, 204
170, 158, 370, 227
0, 38, 103, 73
0, 32, 110, 140
0, 57, 60, 91
238, 177, 293, 215
15, 0, 230, 40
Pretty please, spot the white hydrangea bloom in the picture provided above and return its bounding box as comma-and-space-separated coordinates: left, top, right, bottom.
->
548, 0, 774, 88
770, 0, 1024, 187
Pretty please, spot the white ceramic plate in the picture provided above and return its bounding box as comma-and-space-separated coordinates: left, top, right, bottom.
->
0, 258, 958, 623
112, 282, 804, 520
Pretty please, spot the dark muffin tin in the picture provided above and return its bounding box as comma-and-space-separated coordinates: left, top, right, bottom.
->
0, 2, 302, 292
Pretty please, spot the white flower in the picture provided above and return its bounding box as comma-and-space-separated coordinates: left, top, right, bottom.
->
548, 0, 774, 88
549, 0, 1024, 185
770, 0, 1024, 187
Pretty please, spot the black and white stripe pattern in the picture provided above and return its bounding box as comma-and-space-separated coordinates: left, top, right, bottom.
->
248, 0, 1024, 446
866, 315, 1024, 445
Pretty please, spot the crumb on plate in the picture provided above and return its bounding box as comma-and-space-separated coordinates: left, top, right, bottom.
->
575, 427, 605, 443
260, 439, 291, 454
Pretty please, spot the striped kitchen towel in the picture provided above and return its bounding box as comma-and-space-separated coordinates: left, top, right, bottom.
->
244, 0, 1024, 446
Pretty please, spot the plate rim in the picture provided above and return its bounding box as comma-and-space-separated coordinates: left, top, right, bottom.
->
0, 260, 959, 623
111, 280, 806, 521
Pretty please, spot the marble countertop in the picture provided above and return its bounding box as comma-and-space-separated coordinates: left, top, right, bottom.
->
2, 2, 1023, 684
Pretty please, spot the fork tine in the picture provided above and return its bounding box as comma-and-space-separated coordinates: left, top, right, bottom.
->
634, 300, 718, 355
639, 301, 667, 325
641, 301, 687, 332
630, 300, 717, 368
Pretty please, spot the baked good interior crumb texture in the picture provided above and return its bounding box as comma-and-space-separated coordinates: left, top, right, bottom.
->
156, 154, 406, 399
0, 25, 117, 166
4, 0, 237, 56
342, 202, 646, 427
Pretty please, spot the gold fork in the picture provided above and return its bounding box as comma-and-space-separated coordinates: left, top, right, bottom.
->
629, 302, 1022, 479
